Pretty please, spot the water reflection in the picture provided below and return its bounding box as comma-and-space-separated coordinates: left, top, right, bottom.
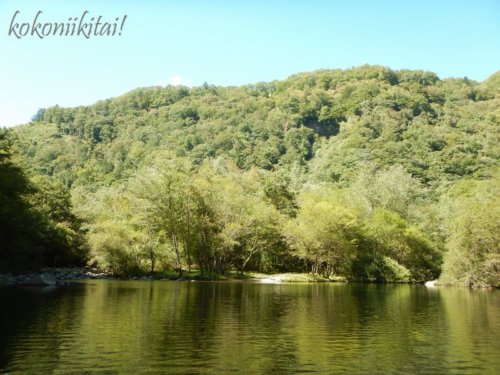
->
0, 282, 499, 374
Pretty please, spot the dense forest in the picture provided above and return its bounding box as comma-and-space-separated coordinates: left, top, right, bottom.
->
2, 66, 499, 287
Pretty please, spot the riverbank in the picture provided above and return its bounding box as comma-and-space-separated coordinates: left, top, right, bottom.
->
0, 268, 349, 286
1, 268, 497, 288
0, 268, 113, 286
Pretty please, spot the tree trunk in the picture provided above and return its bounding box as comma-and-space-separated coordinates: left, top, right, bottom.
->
172, 233, 182, 277
241, 248, 259, 274
150, 249, 155, 274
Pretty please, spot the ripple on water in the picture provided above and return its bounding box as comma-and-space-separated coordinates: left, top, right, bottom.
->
0, 282, 499, 374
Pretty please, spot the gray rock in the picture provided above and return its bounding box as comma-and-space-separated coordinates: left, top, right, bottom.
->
18, 273, 56, 286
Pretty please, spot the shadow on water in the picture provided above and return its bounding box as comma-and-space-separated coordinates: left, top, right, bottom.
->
0, 284, 87, 373
0, 282, 499, 374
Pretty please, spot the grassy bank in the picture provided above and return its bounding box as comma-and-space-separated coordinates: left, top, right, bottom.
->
126, 270, 347, 283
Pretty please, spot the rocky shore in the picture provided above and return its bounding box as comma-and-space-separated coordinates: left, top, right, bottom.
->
0, 268, 115, 286
0, 269, 345, 286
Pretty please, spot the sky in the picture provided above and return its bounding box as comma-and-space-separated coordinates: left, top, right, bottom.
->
0, 0, 499, 127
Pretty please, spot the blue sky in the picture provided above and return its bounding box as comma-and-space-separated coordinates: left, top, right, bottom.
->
1, 0, 499, 127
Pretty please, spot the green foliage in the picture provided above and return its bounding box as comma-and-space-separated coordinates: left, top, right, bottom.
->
440, 175, 500, 287
347, 165, 424, 218
0, 130, 87, 271
363, 208, 441, 282
6, 66, 499, 285
355, 255, 412, 283
285, 188, 361, 277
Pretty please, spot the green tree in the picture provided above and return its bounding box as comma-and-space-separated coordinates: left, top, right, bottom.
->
285, 188, 360, 276
440, 176, 500, 287
364, 208, 441, 282
1, 130, 86, 271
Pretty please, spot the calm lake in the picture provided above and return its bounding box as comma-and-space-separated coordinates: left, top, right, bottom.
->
0, 281, 499, 374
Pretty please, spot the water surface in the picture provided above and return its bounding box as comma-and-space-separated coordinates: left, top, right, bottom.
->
1, 281, 499, 374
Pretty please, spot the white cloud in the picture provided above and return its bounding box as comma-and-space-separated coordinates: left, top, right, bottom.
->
167, 74, 193, 87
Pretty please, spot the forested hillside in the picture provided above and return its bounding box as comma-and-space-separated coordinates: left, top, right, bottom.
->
4, 66, 500, 287
0, 131, 87, 272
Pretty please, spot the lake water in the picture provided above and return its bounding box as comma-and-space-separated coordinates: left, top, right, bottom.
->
0, 281, 499, 374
